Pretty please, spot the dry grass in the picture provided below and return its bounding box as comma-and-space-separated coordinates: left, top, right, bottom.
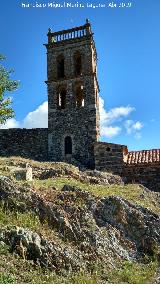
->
0, 157, 159, 284
0, 156, 159, 215
33, 177, 160, 215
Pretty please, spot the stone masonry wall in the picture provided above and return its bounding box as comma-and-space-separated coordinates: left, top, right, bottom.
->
94, 141, 160, 191
0, 128, 160, 191
48, 107, 97, 168
94, 142, 127, 175
123, 164, 160, 192
0, 129, 48, 161
46, 24, 100, 169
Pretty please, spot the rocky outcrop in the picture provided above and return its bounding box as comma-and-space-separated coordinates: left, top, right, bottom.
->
0, 227, 84, 273
33, 168, 123, 185
0, 176, 160, 273
2, 160, 123, 185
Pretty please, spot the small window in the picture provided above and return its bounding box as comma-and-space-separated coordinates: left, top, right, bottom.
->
57, 55, 65, 79
65, 136, 72, 155
106, 147, 111, 152
74, 51, 82, 76
58, 89, 66, 109
95, 90, 98, 105
76, 85, 84, 108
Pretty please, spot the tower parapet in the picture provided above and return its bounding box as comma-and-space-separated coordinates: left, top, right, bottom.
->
47, 19, 92, 44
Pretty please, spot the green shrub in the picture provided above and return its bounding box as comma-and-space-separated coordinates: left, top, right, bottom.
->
108, 260, 157, 284
70, 273, 97, 284
0, 273, 15, 284
0, 244, 10, 255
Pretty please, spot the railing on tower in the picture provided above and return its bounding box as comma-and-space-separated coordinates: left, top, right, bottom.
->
47, 19, 92, 44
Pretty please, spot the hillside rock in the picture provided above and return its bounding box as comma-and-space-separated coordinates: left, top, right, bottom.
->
0, 227, 84, 273
0, 176, 160, 273
1, 159, 123, 185
33, 168, 123, 185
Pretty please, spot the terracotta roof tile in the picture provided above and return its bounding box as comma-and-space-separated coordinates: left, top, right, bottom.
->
126, 149, 160, 164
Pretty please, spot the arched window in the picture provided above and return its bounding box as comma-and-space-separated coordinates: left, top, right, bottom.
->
75, 84, 84, 108
74, 51, 82, 76
58, 88, 66, 109
65, 136, 72, 155
57, 54, 65, 79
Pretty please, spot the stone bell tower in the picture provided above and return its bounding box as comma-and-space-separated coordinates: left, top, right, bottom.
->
45, 20, 100, 168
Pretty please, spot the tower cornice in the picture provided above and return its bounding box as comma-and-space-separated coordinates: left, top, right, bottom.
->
45, 72, 100, 92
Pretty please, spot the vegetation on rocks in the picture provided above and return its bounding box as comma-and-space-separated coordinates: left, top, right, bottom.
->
0, 157, 159, 283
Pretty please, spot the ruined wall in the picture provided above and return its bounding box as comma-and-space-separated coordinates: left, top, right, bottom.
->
124, 164, 160, 192
94, 142, 127, 175
0, 129, 48, 161
94, 142, 160, 191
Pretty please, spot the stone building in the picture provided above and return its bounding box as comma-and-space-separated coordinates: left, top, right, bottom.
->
0, 20, 160, 191
45, 19, 100, 168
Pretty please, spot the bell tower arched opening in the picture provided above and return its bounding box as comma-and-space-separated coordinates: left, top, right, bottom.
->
58, 88, 66, 109
75, 84, 84, 108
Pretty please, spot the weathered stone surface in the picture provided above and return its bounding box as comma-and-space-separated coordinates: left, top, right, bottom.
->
94, 142, 127, 175
0, 226, 84, 272
0, 129, 48, 161
94, 141, 160, 192
26, 163, 33, 181
46, 21, 100, 169
0, 176, 159, 273
33, 167, 123, 185
124, 164, 160, 192
4, 163, 33, 181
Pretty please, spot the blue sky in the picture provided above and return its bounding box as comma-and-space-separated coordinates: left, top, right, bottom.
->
0, 0, 160, 151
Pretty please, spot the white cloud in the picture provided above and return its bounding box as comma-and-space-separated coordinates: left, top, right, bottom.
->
132, 121, 143, 131
0, 118, 20, 129
124, 120, 143, 137
101, 125, 121, 138
99, 97, 135, 138
0, 98, 142, 140
23, 101, 48, 128
99, 97, 135, 125
0, 101, 48, 129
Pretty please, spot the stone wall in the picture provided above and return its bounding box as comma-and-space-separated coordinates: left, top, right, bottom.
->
94, 141, 160, 191
94, 142, 127, 175
0, 127, 160, 191
124, 164, 160, 192
0, 129, 48, 161
46, 22, 100, 169
48, 107, 98, 168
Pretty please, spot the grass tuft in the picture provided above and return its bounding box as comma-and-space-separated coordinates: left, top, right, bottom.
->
108, 260, 157, 284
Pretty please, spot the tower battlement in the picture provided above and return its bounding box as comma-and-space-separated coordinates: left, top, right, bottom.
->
47, 19, 92, 44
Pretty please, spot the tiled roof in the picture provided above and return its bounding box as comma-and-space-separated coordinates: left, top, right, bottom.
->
126, 149, 160, 164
